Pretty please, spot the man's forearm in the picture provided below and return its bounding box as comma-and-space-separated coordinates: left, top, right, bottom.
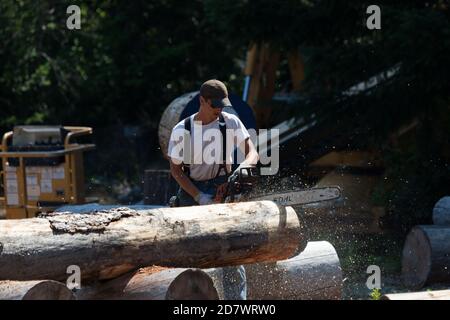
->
241, 138, 259, 166
170, 164, 201, 199
244, 147, 259, 166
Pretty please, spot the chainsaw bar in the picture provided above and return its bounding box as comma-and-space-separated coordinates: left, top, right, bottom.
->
246, 186, 342, 207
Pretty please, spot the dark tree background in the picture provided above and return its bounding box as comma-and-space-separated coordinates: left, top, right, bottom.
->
1, 0, 449, 229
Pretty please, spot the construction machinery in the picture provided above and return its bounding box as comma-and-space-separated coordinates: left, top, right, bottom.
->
0, 126, 95, 219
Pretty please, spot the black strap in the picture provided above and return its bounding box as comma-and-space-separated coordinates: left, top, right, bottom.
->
182, 113, 228, 178
217, 113, 228, 177
182, 116, 192, 177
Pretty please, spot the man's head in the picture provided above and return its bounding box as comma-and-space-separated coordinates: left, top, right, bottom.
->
199, 79, 232, 119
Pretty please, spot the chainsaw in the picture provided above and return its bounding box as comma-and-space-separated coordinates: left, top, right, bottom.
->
213, 167, 342, 207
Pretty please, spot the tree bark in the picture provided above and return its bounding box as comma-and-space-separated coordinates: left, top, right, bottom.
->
402, 225, 450, 289
0, 201, 303, 283
433, 196, 450, 226
246, 241, 342, 300
382, 289, 450, 300
0, 280, 75, 300
77, 266, 222, 300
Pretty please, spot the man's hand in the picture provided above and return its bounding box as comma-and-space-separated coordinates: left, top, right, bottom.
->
229, 137, 259, 184
194, 192, 215, 205
214, 182, 229, 203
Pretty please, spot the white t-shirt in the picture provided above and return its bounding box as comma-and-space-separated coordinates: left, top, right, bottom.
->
168, 112, 251, 181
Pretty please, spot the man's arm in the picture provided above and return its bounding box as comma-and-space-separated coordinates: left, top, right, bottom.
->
169, 160, 201, 199
240, 137, 259, 166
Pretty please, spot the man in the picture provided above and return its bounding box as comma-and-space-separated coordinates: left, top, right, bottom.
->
167, 79, 259, 300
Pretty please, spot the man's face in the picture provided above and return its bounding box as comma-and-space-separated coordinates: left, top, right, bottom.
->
200, 96, 223, 118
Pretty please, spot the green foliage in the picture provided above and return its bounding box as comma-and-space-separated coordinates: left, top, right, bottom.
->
0, 0, 242, 130
370, 288, 382, 300
0, 0, 242, 183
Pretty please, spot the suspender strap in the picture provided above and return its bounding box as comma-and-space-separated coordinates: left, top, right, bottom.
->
217, 113, 228, 177
183, 116, 192, 177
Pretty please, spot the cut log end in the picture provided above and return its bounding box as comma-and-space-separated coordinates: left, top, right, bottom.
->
0, 280, 75, 300
165, 269, 219, 300
401, 226, 432, 289
23, 281, 76, 300
402, 225, 450, 289
433, 196, 450, 226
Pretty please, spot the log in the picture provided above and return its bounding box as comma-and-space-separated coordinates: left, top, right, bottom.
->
382, 289, 450, 300
0, 201, 303, 282
246, 241, 342, 300
77, 266, 223, 300
166, 269, 220, 300
402, 225, 450, 289
433, 196, 450, 226
158, 91, 198, 159
0, 280, 75, 300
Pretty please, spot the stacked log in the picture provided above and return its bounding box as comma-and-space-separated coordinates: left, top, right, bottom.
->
401, 225, 450, 289
246, 241, 342, 300
382, 289, 450, 300
165, 269, 221, 300
0, 280, 75, 300
76, 241, 342, 300
0, 200, 345, 300
433, 196, 450, 226
77, 267, 223, 300
158, 91, 198, 159
400, 196, 450, 289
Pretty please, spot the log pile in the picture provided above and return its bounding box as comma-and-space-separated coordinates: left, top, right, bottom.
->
401, 196, 450, 289
0, 201, 343, 300
433, 196, 450, 226
76, 267, 223, 300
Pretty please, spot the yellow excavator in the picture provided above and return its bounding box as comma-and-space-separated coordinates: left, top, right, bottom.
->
241, 43, 305, 129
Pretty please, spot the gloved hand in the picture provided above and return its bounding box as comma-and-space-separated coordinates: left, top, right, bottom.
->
194, 192, 214, 205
